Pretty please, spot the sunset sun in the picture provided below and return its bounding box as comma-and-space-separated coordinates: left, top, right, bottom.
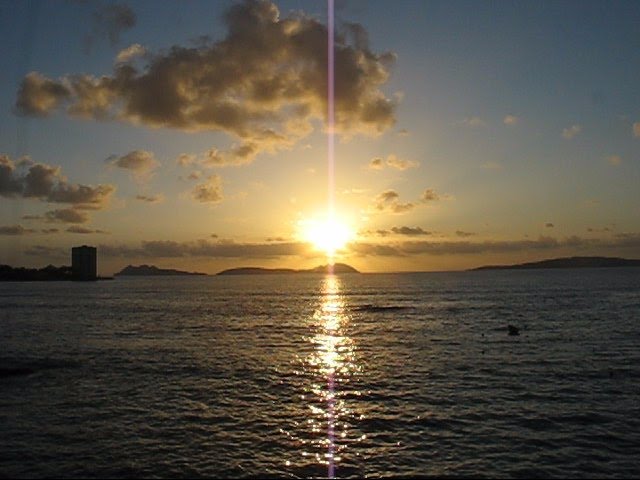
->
300, 215, 353, 258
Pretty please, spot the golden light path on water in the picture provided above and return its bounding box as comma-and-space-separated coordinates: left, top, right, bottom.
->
282, 274, 365, 477
307, 275, 362, 477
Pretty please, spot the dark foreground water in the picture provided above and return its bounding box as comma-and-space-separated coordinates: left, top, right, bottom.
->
1, 269, 639, 478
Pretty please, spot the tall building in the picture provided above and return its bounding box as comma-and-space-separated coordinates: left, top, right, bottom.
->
71, 246, 97, 281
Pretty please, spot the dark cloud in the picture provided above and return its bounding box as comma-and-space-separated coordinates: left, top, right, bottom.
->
455, 230, 476, 237
99, 238, 308, 258
377, 190, 399, 202
368, 154, 417, 171
391, 226, 431, 236
201, 143, 259, 167
107, 150, 158, 172
41, 228, 59, 234
545, 223, 554, 228
17, 0, 397, 160
613, 232, 640, 247
66, 226, 109, 234
350, 234, 640, 257
369, 157, 384, 170
134, 194, 163, 203
192, 175, 223, 204
0, 225, 35, 235
358, 229, 390, 237
45, 208, 89, 224
374, 189, 415, 213
0, 154, 115, 209
24, 245, 66, 257
86, 3, 136, 51
421, 188, 440, 202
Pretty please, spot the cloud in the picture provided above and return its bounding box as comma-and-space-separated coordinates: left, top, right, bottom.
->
176, 153, 196, 167
421, 188, 440, 202
389, 203, 415, 213
342, 188, 368, 195
86, 3, 136, 50
587, 226, 611, 233
463, 116, 485, 128
192, 175, 223, 203
99, 238, 309, 258
349, 234, 640, 257
359, 229, 397, 237
373, 189, 414, 213
381, 154, 418, 171
455, 230, 476, 237
201, 143, 259, 167
373, 187, 442, 214
179, 142, 267, 170
368, 154, 418, 170
41, 228, 59, 234
14, 72, 71, 117
17, 0, 397, 161
106, 150, 159, 180
397, 128, 410, 136
135, 194, 163, 203
0, 225, 35, 235
115, 43, 147, 63
562, 124, 582, 139
634, 122, 640, 137
545, 223, 554, 228
369, 157, 384, 170
66, 226, 109, 234
390, 226, 431, 236
503, 115, 519, 126
376, 190, 399, 203
24, 245, 66, 257
607, 155, 622, 166
0, 154, 115, 209
44, 208, 89, 224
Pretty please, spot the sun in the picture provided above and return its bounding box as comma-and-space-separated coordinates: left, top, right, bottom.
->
299, 215, 353, 258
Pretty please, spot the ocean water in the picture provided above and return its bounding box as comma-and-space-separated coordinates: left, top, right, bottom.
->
1, 269, 639, 478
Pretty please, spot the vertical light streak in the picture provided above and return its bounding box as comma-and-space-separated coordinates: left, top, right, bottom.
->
326, 4, 336, 477
327, 0, 335, 225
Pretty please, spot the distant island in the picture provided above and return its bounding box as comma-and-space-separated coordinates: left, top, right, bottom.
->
472, 256, 640, 271
217, 263, 359, 275
0, 264, 73, 281
115, 265, 208, 276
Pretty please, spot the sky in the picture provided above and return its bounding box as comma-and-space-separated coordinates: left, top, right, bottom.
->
1, 0, 639, 274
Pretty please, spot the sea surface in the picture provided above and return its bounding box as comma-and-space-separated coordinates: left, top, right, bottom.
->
1, 269, 639, 478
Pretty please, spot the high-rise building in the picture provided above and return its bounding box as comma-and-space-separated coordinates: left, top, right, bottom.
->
71, 246, 97, 281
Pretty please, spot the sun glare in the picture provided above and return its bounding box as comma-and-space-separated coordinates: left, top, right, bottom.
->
300, 216, 353, 257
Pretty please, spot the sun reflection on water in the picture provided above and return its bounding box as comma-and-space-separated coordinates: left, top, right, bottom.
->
302, 275, 362, 477
282, 274, 367, 477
